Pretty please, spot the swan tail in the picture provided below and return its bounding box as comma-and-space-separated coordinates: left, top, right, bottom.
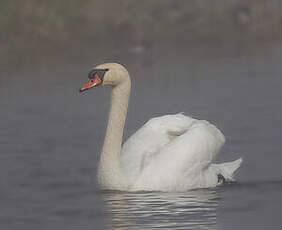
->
214, 158, 242, 182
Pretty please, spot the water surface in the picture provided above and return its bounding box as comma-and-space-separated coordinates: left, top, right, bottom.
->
1, 42, 282, 229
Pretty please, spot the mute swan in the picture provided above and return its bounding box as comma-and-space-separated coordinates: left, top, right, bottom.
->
79, 63, 242, 192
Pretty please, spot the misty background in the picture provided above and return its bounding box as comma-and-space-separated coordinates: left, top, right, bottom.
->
1, 0, 282, 75
1, 1, 282, 230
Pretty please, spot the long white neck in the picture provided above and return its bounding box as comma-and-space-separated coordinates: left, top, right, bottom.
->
97, 77, 131, 190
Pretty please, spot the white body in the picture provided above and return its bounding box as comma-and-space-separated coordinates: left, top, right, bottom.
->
94, 63, 242, 192
122, 114, 241, 191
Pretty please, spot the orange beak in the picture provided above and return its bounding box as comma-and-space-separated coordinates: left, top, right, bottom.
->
79, 74, 102, 93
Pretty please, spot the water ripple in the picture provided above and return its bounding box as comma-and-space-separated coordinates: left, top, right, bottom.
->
102, 189, 218, 230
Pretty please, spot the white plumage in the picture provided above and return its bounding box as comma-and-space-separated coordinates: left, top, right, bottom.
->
122, 113, 241, 191
81, 63, 242, 191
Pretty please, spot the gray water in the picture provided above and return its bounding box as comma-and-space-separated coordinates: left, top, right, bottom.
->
1, 41, 282, 229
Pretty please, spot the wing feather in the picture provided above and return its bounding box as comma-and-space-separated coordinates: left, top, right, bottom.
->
121, 113, 195, 184
132, 119, 225, 191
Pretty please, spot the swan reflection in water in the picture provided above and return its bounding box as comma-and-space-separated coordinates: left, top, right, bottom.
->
102, 188, 218, 230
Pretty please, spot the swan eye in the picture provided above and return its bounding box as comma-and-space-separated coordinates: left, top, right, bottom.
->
88, 68, 108, 81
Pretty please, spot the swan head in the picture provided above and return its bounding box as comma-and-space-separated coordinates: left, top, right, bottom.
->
79, 63, 129, 93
